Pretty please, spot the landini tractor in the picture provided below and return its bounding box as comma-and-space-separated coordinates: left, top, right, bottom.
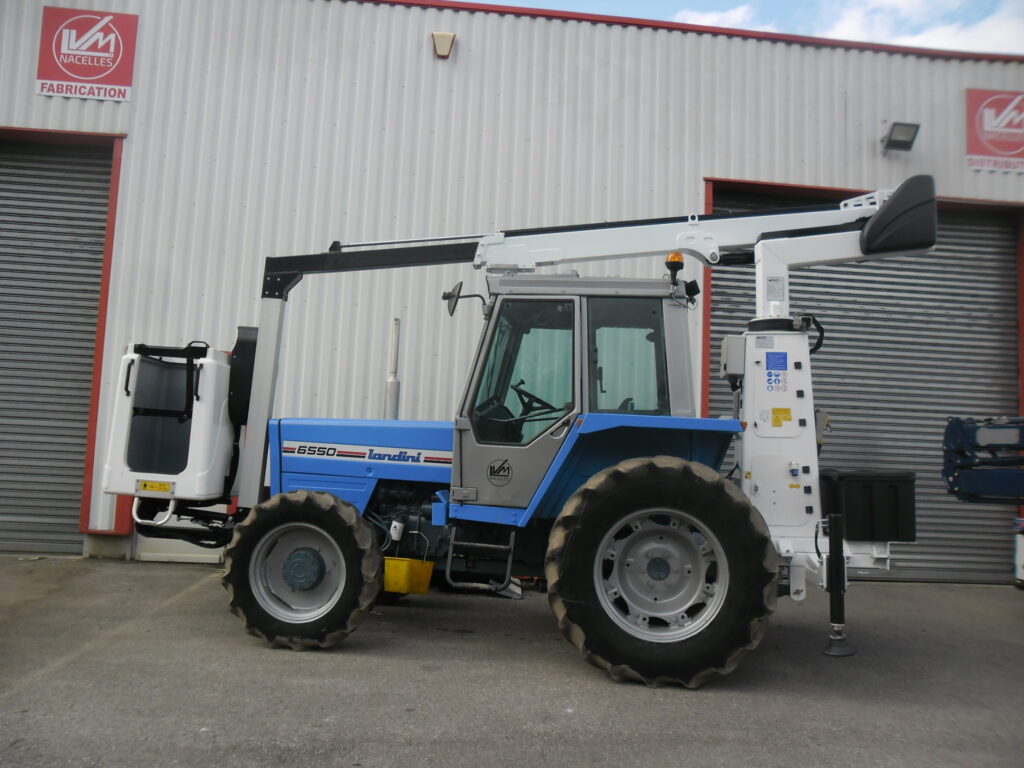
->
103, 176, 937, 687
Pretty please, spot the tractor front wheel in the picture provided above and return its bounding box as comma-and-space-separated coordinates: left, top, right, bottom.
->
545, 456, 778, 687
222, 490, 381, 649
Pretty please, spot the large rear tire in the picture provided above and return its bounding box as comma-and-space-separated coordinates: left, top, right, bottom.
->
222, 490, 381, 649
545, 456, 778, 687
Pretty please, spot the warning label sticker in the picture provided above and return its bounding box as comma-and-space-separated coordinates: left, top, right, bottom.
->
771, 408, 793, 427
766, 370, 787, 392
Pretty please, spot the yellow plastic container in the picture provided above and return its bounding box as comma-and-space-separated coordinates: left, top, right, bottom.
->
383, 557, 433, 594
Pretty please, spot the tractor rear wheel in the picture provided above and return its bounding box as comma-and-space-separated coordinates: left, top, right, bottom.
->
545, 456, 778, 687
222, 490, 381, 649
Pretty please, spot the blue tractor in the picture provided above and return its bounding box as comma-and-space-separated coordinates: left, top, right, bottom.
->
104, 176, 937, 685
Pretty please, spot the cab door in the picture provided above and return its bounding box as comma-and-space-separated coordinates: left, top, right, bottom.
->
452, 297, 580, 508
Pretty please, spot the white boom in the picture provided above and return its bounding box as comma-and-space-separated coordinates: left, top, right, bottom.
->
473, 184, 931, 319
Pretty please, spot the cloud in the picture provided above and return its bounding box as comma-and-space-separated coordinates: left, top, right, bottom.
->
890, 4, 1024, 54
673, 4, 777, 32
816, 0, 1024, 55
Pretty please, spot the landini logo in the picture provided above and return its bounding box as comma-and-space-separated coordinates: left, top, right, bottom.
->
36, 7, 139, 102
967, 89, 1024, 171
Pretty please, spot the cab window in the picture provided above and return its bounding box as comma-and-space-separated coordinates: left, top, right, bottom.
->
588, 297, 669, 414
471, 300, 574, 444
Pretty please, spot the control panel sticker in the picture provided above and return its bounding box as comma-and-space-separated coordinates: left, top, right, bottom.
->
765, 352, 788, 370
771, 408, 793, 427
766, 370, 787, 392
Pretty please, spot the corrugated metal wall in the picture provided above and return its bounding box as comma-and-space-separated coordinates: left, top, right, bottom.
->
0, 141, 112, 553
709, 189, 1019, 582
0, 0, 1020, 536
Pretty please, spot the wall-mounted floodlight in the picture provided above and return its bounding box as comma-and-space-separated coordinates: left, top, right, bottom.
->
882, 122, 920, 154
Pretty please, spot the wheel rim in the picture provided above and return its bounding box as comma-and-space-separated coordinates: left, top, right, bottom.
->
593, 507, 729, 643
249, 522, 346, 623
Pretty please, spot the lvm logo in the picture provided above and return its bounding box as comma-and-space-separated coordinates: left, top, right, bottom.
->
974, 91, 1024, 157
52, 13, 123, 80
981, 94, 1024, 134
487, 459, 513, 487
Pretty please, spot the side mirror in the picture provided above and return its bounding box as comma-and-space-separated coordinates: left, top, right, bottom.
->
442, 281, 489, 317
442, 281, 463, 317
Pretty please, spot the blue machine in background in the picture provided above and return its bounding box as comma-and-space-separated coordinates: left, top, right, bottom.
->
943, 417, 1024, 503
943, 416, 1024, 587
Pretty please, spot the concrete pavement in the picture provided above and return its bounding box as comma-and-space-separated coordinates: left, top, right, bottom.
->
1, 556, 1021, 767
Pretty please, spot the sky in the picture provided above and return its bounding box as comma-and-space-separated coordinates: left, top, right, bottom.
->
493, 0, 1024, 55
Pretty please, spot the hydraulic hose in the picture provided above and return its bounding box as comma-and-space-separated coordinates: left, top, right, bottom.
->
809, 315, 825, 355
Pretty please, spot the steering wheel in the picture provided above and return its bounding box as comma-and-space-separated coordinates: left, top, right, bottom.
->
510, 379, 559, 415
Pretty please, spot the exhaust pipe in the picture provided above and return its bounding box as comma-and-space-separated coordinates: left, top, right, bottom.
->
384, 318, 401, 420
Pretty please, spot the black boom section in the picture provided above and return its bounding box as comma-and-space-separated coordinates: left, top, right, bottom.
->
860, 174, 937, 255
262, 241, 479, 299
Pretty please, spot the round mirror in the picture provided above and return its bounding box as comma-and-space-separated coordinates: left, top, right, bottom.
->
443, 280, 463, 316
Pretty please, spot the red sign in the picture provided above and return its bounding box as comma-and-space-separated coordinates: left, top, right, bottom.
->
966, 89, 1024, 171
36, 6, 138, 102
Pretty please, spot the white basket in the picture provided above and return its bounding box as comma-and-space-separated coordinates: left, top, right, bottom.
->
102, 347, 234, 501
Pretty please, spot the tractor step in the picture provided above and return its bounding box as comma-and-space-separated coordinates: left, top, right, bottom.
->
444, 525, 520, 598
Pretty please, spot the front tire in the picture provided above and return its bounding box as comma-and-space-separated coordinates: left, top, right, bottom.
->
545, 456, 778, 687
222, 490, 381, 649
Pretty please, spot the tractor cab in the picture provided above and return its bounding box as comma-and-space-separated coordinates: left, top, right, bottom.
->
442, 274, 736, 528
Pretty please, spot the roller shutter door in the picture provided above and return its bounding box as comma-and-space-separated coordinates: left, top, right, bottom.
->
709, 190, 1018, 583
0, 141, 112, 553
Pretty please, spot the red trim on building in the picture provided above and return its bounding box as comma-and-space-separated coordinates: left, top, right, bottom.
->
1018, 214, 1024, 525
701, 180, 714, 418
0, 126, 127, 146
1018, 215, 1024, 416
704, 177, 856, 201
81, 136, 127, 534
111, 496, 135, 536
937, 196, 1024, 212
362, 1, 1024, 62
707, 176, 1024, 212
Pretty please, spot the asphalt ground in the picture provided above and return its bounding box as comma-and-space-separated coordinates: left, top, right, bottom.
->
0, 555, 1021, 768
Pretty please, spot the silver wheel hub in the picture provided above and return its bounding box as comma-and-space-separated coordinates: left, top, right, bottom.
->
594, 507, 729, 643
282, 546, 326, 591
249, 522, 346, 623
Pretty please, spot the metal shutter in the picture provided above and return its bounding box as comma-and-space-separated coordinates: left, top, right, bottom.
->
0, 141, 112, 553
709, 190, 1018, 583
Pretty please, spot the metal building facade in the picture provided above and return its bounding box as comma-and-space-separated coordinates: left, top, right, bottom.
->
0, 1, 1020, 575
